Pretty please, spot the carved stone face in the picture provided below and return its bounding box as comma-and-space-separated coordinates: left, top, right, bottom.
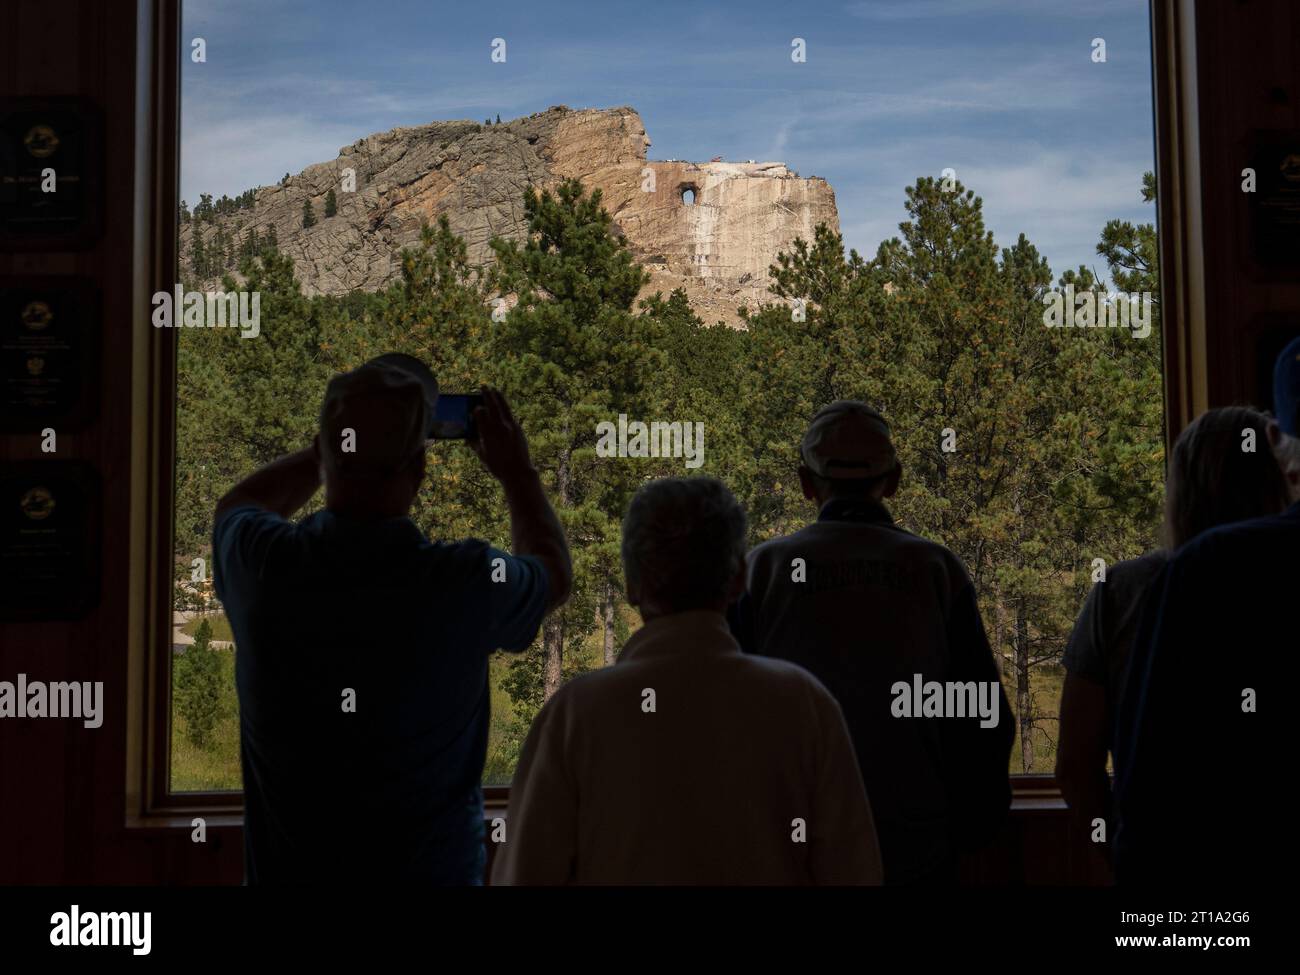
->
624, 115, 650, 154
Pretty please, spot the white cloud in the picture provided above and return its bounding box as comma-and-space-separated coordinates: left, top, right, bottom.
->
180, 71, 544, 201
181, 112, 361, 204
959, 147, 1153, 277
830, 137, 1153, 279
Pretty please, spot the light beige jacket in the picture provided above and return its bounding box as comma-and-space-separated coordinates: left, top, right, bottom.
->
491, 610, 883, 885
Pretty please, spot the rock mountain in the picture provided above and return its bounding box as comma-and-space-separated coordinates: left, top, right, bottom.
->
180, 106, 840, 326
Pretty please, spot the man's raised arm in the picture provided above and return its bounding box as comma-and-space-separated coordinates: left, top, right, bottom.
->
472, 387, 573, 612
214, 444, 322, 522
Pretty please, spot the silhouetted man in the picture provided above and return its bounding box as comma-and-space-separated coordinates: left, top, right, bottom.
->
493, 477, 882, 885
213, 357, 570, 884
730, 401, 1014, 884
1115, 338, 1300, 885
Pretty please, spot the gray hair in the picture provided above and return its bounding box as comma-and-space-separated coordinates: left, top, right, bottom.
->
621, 477, 747, 612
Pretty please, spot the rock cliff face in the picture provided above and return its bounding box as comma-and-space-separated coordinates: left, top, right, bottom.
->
180, 106, 839, 326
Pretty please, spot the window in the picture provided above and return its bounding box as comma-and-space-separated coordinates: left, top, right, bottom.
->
159, 0, 1163, 800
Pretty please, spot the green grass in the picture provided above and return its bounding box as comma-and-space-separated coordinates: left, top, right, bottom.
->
171, 711, 242, 791
181, 613, 234, 642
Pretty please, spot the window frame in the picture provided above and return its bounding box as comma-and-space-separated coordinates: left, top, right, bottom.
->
128, 0, 1202, 825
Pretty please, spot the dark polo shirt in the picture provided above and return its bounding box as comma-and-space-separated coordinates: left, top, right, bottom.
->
213, 504, 547, 885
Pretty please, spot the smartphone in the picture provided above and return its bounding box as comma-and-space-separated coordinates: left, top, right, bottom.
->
428, 393, 483, 440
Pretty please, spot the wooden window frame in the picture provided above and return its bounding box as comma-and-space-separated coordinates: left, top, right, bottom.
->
126, 0, 1203, 827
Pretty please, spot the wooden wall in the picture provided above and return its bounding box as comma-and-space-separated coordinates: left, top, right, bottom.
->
1193, 0, 1300, 412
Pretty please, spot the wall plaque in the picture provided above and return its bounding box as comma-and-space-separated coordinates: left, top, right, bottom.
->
1248, 132, 1300, 273
0, 461, 100, 621
0, 277, 98, 432
0, 97, 103, 249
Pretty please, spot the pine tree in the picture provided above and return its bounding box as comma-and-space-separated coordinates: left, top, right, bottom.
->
324, 188, 337, 219
266, 224, 278, 251
302, 199, 317, 229
179, 199, 191, 224
489, 180, 664, 706
190, 230, 206, 279
174, 618, 222, 749
495, 113, 502, 124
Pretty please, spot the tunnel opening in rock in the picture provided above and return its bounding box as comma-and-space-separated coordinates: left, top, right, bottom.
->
680, 185, 698, 205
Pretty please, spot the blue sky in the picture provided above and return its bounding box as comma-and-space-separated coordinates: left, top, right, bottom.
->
181, 0, 1155, 283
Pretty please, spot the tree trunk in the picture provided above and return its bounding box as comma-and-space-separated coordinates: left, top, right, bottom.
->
989, 573, 1007, 681
1015, 601, 1033, 772
543, 615, 564, 701
601, 579, 616, 667
542, 442, 572, 702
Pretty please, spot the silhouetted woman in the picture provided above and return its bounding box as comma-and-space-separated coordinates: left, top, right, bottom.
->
1055, 406, 1290, 880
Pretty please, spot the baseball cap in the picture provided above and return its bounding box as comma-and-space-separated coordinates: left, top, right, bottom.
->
800, 400, 898, 480
1273, 335, 1300, 437
319, 353, 439, 476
